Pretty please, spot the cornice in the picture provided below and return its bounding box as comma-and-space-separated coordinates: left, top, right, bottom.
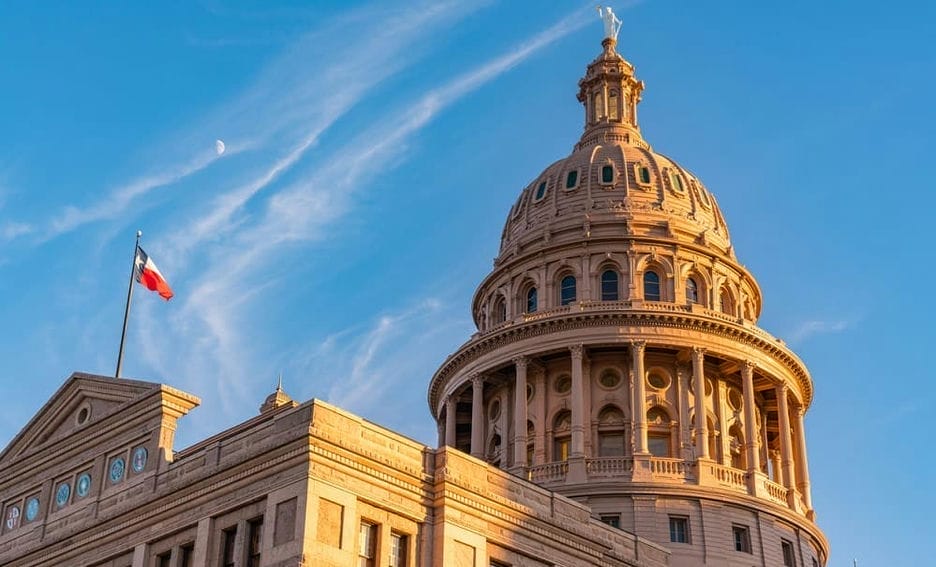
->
429, 307, 812, 412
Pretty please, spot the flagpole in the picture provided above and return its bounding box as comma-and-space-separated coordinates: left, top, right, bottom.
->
115, 230, 142, 378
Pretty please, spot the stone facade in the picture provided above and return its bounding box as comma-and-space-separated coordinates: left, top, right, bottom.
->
0, 373, 667, 567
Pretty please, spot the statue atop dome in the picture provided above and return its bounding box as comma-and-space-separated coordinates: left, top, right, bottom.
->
597, 5, 622, 40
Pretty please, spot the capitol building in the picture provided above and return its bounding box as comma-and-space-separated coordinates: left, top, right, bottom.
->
0, 15, 827, 567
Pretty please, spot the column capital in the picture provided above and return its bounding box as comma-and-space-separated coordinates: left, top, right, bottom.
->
445, 393, 457, 406
795, 406, 805, 419
470, 373, 484, 387
742, 360, 757, 374
569, 344, 585, 359
629, 340, 646, 353
776, 382, 789, 395
512, 355, 529, 370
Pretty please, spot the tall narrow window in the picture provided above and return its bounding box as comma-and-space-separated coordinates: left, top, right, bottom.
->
359, 522, 378, 567
732, 525, 751, 553
686, 278, 699, 304
608, 90, 620, 120
644, 271, 661, 301
593, 92, 605, 121
600, 270, 619, 301
526, 287, 538, 313
647, 407, 672, 457
669, 516, 689, 543
390, 532, 408, 567
720, 287, 735, 316
247, 517, 263, 567
221, 526, 237, 567
560, 275, 576, 305
493, 296, 506, 324
180, 544, 194, 567
781, 540, 796, 566
566, 170, 578, 189
601, 165, 614, 184
156, 552, 171, 567
671, 172, 685, 192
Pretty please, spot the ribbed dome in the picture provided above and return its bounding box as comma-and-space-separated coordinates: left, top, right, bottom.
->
498, 38, 733, 265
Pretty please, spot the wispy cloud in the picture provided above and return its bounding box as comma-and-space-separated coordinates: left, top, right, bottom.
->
787, 318, 853, 344
1, 221, 33, 241
133, 3, 595, 437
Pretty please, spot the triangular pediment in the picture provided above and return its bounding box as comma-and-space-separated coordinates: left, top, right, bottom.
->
0, 372, 162, 465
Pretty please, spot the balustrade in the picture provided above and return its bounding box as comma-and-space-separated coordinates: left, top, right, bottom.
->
707, 462, 747, 493
586, 457, 633, 477
528, 461, 569, 483
762, 477, 789, 507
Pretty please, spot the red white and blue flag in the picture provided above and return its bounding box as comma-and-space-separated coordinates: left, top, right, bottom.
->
134, 247, 174, 300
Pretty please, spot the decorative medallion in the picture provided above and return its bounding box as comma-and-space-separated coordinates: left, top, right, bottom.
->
5, 505, 20, 530
131, 447, 148, 473
109, 457, 126, 483
24, 498, 39, 522
55, 482, 70, 508
76, 473, 91, 498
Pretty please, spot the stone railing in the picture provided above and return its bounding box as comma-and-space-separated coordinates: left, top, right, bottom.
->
649, 457, 688, 479
706, 462, 747, 493
762, 477, 789, 507
529, 461, 568, 483
586, 457, 633, 477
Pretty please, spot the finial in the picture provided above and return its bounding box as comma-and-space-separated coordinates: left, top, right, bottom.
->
276, 372, 283, 392
596, 5, 622, 41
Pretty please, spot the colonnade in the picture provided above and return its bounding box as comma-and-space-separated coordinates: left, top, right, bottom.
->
441, 342, 813, 511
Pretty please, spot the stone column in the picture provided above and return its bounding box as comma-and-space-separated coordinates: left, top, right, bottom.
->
776, 384, 795, 491
513, 356, 529, 469
444, 395, 457, 448
741, 362, 760, 473
534, 367, 547, 465
692, 347, 709, 459
470, 375, 485, 458
794, 406, 813, 510
677, 365, 691, 460
631, 341, 648, 454
570, 345, 586, 457
716, 380, 730, 465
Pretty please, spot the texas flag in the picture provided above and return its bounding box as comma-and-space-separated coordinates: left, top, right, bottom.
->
134, 247, 174, 300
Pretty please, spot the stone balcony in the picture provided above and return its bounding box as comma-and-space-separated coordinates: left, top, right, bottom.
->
528, 456, 810, 519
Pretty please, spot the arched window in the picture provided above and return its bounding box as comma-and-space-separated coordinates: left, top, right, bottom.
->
526, 287, 538, 313
600, 270, 619, 301
647, 406, 673, 457
643, 270, 661, 301
552, 411, 572, 461
560, 275, 576, 306
492, 296, 506, 324
534, 181, 547, 201
720, 287, 735, 316
601, 165, 614, 184
593, 92, 605, 121
608, 90, 620, 120
597, 406, 626, 457
686, 278, 699, 304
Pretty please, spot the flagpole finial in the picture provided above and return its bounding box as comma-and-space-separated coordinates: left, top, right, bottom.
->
136, 230, 142, 238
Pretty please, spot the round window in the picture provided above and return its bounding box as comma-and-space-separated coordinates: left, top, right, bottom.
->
554, 375, 572, 394
647, 372, 670, 390
76, 405, 90, 425
599, 370, 621, 388
55, 482, 71, 508
109, 458, 126, 484
728, 388, 743, 411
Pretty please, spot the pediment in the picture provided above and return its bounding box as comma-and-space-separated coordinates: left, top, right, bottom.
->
0, 372, 162, 465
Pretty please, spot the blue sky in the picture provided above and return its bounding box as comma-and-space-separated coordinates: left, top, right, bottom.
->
1, 1, 933, 564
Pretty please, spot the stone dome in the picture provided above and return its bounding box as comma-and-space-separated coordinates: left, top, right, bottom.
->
474, 38, 761, 331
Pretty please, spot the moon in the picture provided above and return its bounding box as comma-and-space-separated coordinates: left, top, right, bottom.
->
215, 139, 226, 156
